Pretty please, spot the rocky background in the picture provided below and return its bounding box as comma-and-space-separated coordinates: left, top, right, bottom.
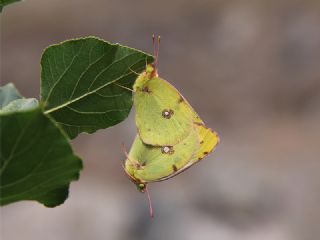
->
2, 0, 320, 239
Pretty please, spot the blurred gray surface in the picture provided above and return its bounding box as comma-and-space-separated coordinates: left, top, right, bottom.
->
1, 0, 320, 239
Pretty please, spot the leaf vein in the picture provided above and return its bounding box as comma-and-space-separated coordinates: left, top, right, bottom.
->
66, 106, 129, 114
68, 42, 111, 100
45, 42, 84, 103
87, 52, 139, 91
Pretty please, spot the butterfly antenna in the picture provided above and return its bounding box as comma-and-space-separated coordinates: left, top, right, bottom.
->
152, 34, 156, 64
152, 34, 161, 70
121, 142, 131, 161
156, 36, 161, 67
145, 185, 154, 219
144, 56, 148, 69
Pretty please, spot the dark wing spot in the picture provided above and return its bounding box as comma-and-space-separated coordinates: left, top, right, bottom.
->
172, 164, 178, 172
203, 151, 209, 154
147, 128, 151, 132
178, 96, 184, 103
161, 146, 175, 155
142, 86, 152, 93
200, 141, 204, 144
162, 109, 174, 119
161, 146, 169, 154
198, 157, 203, 160
135, 163, 143, 169
168, 148, 175, 155
141, 161, 146, 166
194, 122, 205, 126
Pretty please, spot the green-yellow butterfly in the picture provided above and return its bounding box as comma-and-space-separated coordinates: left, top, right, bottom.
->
124, 123, 219, 191
123, 121, 219, 217
122, 36, 219, 217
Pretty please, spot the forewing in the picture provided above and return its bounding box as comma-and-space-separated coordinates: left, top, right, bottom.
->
134, 77, 194, 146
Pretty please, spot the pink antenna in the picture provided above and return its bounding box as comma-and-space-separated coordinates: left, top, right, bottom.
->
152, 34, 161, 69
156, 36, 160, 67
121, 143, 129, 159
121, 142, 136, 167
152, 34, 156, 61
145, 185, 154, 219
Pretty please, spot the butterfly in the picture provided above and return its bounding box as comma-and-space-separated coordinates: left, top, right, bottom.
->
124, 122, 219, 191
121, 35, 219, 217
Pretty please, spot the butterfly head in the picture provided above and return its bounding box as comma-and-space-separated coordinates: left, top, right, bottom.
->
133, 64, 157, 92
136, 183, 147, 193
145, 64, 157, 78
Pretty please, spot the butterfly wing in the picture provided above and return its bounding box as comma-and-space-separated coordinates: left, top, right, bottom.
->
151, 124, 219, 182
124, 129, 200, 183
134, 77, 196, 146
194, 124, 220, 162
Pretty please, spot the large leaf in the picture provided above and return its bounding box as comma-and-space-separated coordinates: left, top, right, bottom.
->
0, 0, 21, 12
41, 37, 154, 139
0, 106, 83, 207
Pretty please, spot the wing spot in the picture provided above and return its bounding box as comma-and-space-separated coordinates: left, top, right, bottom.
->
142, 86, 152, 93
161, 146, 175, 155
178, 96, 184, 103
200, 140, 204, 144
203, 151, 209, 154
172, 164, 178, 172
162, 109, 174, 119
135, 163, 143, 169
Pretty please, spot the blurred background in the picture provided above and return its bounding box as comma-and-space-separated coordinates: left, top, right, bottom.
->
1, 0, 320, 239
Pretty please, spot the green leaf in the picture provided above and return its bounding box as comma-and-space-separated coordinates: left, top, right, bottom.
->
0, 83, 22, 108
0, 0, 21, 12
41, 37, 154, 139
0, 107, 83, 207
36, 187, 69, 207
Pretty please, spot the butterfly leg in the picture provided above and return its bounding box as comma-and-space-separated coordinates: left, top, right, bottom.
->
113, 82, 134, 92
121, 143, 143, 169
